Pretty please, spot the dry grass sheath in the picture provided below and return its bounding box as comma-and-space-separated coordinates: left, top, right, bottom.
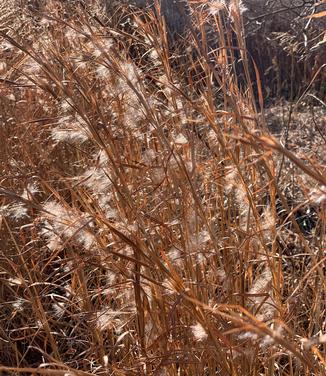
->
0, 1, 325, 375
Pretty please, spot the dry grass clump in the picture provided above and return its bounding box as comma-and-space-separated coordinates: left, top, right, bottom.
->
0, 1, 325, 375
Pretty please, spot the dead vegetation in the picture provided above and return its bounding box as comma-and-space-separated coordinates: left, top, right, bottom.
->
0, 1, 325, 375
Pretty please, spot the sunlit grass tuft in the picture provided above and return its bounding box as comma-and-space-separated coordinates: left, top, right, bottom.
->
0, 1, 325, 375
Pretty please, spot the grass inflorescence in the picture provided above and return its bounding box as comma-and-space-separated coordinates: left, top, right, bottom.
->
0, 1, 325, 375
